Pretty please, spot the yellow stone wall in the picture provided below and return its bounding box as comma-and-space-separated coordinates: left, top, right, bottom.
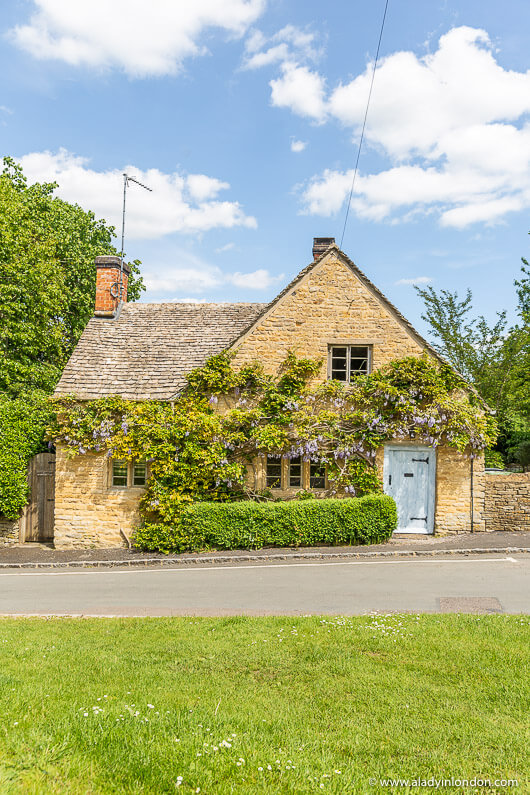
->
231, 253, 424, 377
484, 471, 530, 531
54, 445, 144, 548
0, 517, 19, 545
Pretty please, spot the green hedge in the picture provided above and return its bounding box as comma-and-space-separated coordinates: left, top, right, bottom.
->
134, 494, 397, 554
0, 392, 52, 519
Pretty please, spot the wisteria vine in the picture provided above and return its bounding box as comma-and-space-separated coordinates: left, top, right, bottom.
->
50, 352, 497, 533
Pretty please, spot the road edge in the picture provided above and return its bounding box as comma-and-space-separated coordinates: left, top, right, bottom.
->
0, 546, 528, 569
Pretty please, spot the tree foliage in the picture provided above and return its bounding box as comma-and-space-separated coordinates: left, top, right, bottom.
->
51, 353, 496, 540
0, 157, 144, 396
0, 392, 53, 519
416, 261, 530, 460
0, 157, 144, 518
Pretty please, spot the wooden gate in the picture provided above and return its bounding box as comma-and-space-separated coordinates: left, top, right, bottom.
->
23, 453, 56, 542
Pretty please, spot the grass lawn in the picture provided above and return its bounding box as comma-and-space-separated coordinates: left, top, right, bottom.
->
0, 615, 528, 794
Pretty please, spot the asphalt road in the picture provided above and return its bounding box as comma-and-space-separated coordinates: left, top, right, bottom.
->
0, 554, 528, 616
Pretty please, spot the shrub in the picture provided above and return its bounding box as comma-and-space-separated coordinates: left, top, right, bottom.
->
134, 494, 397, 553
514, 440, 530, 472
484, 449, 504, 469
0, 392, 52, 519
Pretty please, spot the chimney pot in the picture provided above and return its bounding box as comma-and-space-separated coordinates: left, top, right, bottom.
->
94, 256, 130, 317
312, 237, 335, 260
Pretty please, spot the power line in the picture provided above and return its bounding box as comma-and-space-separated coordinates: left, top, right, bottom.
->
340, 0, 389, 249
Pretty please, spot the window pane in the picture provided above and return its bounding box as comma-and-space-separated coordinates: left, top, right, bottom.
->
133, 462, 146, 486
330, 347, 347, 381
349, 346, 368, 358
112, 461, 128, 487
266, 456, 282, 488
289, 456, 301, 487
349, 346, 369, 378
310, 462, 326, 489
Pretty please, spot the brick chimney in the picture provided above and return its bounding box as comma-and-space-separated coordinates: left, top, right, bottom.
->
312, 237, 335, 260
94, 256, 130, 317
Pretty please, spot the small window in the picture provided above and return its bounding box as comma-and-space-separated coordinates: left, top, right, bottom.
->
266, 456, 282, 489
112, 461, 128, 487
289, 456, 302, 488
310, 461, 326, 489
133, 462, 147, 486
329, 345, 370, 382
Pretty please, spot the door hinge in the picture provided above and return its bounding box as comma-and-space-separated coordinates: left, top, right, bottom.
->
410, 516, 427, 521
412, 457, 429, 464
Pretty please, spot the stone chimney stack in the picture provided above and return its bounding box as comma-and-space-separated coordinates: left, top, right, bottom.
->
94, 256, 130, 317
312, 237, 335, 260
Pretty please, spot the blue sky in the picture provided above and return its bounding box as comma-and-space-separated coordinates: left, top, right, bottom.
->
1, 0, 530, 335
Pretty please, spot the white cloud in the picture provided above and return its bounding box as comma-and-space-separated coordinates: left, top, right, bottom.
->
145, 266, 221, 295
270, 62, 326, 120
243, 25, 326, 120
17, 149, 257, 239
164, 297, 211, 303
395, 276, 433, 286
290, 139, 307, 153
243, 24, 318, 70
9, 0, 265, 77
142, 254, 283, 299
215, 242, 236, 253
229, 269, 284, 289
282, 26, 530, 227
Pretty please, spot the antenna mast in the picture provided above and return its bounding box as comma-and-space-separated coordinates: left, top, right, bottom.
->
119, 173, 152, 299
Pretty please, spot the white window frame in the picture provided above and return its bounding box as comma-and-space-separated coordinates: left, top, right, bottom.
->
328, 344, 372, 382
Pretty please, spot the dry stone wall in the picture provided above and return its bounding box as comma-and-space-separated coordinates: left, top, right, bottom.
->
0, 517, 19, 545
484, 471, 530, 532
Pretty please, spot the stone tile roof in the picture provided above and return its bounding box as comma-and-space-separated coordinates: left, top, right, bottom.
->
54, 302, 266, 400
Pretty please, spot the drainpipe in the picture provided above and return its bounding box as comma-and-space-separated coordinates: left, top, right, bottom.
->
470, 456, 474, 533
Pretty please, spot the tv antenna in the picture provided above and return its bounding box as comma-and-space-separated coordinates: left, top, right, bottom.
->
116, 172, 152, 300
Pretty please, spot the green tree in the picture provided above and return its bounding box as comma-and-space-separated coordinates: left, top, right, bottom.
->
0, 157, 144, 396
0, 158, 144, 518
415, 263, 530, 459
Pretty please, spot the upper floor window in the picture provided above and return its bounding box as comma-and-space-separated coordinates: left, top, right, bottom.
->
266, 456, 282, 489
329, 345, 371, 382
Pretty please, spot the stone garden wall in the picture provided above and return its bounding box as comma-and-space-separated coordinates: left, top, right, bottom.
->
0, 517, 19, 545
484, 471, 530, 532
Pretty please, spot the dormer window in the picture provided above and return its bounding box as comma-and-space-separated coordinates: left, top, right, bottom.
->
329, 345, 371, 382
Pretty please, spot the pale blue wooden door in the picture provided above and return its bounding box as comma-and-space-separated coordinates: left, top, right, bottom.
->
384, 447, 436, 533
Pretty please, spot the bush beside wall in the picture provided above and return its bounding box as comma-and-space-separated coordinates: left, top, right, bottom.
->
134, 494, 397, 553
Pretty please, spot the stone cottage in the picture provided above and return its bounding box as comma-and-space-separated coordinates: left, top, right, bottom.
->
50, 238, 485, 548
